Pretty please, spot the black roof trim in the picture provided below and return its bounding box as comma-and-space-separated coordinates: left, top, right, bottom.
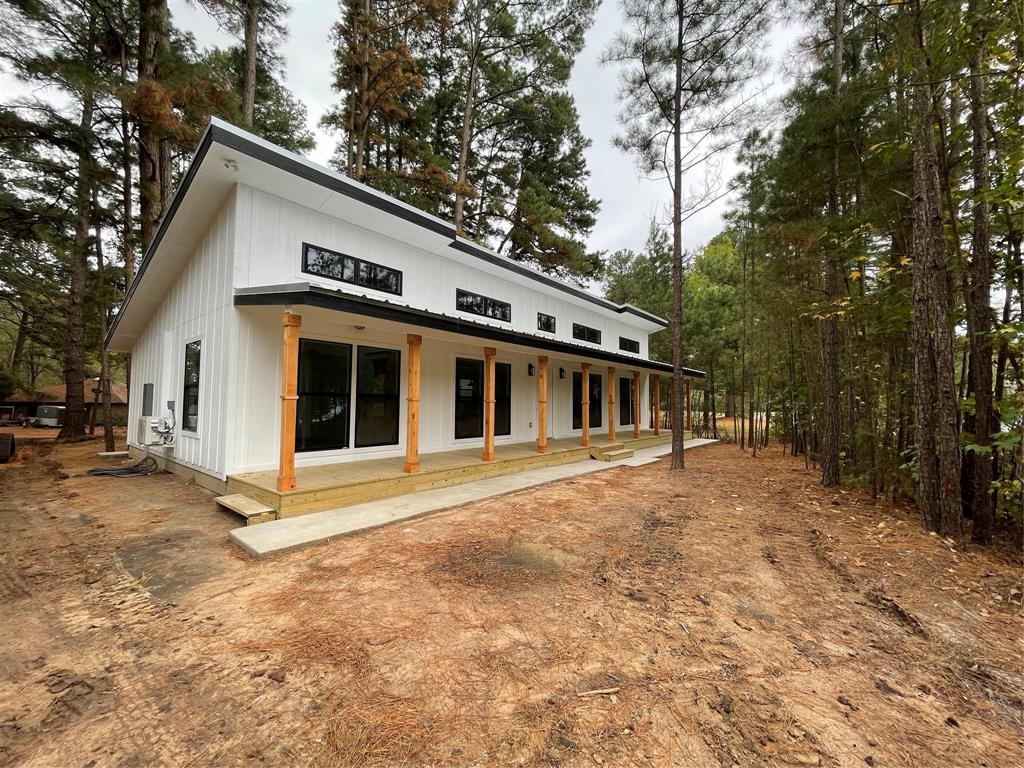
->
211, 125, 457, 239
234, 285, 704, 377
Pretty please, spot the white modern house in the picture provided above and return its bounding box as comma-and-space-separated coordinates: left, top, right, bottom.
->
106, 118, 702, 519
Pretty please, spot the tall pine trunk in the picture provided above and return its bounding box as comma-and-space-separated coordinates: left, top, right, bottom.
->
965, 0, 994, 544
242, 0, 261, 124
138, 0, 168, 251
819, 0, 843, 487
669, 3, 685, 470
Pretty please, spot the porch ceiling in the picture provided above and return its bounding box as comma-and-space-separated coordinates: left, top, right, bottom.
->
234, 283, 706, 377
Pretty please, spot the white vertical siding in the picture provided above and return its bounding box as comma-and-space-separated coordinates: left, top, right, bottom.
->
127, 191, 237, 478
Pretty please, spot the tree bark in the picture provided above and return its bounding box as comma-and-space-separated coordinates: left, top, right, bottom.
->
242, 0, 261, 124
60, 87, 94, 441
137, 0, 168, 251
453, 9, 482, 234
669, 2, 685, 470
819, 0, 844, 487
965, 0, 994, 544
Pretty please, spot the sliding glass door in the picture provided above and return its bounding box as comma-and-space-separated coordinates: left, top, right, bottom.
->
296, 339, 352, 452
572, 371, 603, 430
296, 340, 401, 452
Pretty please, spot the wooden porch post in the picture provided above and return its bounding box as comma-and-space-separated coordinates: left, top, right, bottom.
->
685, 378, 692, 433
483, 347, 496, 461
536, 355, 548, 454
652, 374, 661, 436
580, 362, 591, 447
276, 312, 302, 492
607, 366, 616, 444
632, 371, 641, 439
404, 334, 422, 473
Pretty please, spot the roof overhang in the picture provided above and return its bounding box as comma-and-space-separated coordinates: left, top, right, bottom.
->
106, 119, 668, 352
235, 283, 704, 377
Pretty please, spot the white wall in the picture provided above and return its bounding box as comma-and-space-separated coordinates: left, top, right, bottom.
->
127, 192, 238, 479
231, 307, 650, 474
233, 185, 655, 360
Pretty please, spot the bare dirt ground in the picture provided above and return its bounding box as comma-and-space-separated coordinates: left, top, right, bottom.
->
1, 437, 1021, 767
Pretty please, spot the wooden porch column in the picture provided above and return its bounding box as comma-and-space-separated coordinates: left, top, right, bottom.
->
276, 312, 302, 492
607, 366, 616, 444
403, 334, 422, 473
536, 356, 549, 454
652, 374, 661, 435
580, 362, 591, 447
632, 371, 641, 439
483, 347, 496, 461
685, 378, 693, 433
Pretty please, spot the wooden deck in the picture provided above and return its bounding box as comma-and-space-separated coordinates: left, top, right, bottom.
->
227, 430, 676, 518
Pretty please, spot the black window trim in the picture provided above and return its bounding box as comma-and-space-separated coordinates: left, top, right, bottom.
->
572, 322, 602, 345
619, 336, 640, 354
453, 356, 512, 439
456, 288, 512, 323
537, 312, 556, 334
181, 338, 202, 434
302, 242, 403, 297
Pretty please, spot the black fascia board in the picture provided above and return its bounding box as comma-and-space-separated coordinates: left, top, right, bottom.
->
234, 285, 704, 377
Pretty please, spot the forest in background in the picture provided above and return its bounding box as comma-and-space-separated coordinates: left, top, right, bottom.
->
0, 0, 1021, 547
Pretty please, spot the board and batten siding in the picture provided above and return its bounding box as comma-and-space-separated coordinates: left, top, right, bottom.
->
232, 185, 655, 359
127, 192, 238, 479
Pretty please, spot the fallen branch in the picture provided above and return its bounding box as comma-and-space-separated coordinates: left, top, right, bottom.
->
577, 686, 621, 697
864, 586, 927, 636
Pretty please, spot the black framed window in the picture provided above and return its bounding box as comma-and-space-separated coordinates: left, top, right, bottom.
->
619, 377, 634, 425
456, 289, 511, 322
182, 341, 201, 432
455, 358, 484, 439
355, 346, 401, 448
302, 243, 402, 296
495, 362, 511, 436
142, 383, 155, 417
572, 371, 603, 429
573, 323, 601, 345
537, 312, 556, 333
296, 339, 352, 452
619, 336, 640, 354
589, 373, 603, 428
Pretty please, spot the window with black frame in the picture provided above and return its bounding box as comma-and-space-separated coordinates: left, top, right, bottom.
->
619, 336, 640, 354
619, 376, 633, 425
454, 358, 511, 438
302, 243, 402, 296
456, 289, 511, 322
537, 312, 556, 333
455, 358, 484, 439
572, 371, 603, 429
354, 346, 401, 447
296, 339, 352, 451
573, 323, 601, 344
182, 340, 201, 432
589, 373, 603, 428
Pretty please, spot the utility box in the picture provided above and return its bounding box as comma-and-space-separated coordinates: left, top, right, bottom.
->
137, 417, 164, 446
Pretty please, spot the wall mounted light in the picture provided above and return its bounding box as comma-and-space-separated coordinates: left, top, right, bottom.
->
528, 363, 535, 376
559, 367, 566, 379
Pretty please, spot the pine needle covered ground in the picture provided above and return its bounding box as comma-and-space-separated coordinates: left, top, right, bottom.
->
1, 437, 1021, 766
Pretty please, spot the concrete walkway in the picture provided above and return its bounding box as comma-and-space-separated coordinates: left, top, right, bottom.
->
230, 438, 718, 558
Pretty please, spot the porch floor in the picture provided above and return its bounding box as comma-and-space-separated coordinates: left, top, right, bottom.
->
227, 430, 677, 518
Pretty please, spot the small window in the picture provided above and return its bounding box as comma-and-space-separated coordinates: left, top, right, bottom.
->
182, 340, 201, 432
456, 289, 511, 322
537, 312, 556, 333
302, 243, 402, 296
141, 383, 155, 417
572, 323, 601, 345
619, 336, 640, 354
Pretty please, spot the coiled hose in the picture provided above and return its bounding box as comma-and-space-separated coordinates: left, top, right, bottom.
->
85, 457, 160, 478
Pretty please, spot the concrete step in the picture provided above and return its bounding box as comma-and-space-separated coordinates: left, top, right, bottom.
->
601, 448, 635, 462
215, 494, 277, 526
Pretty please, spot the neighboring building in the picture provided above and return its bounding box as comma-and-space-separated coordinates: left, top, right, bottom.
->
106, 118, 702, 515
1, 378, 128, 426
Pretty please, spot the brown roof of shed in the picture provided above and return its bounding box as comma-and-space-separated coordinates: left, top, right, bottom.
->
7, 378, 128, 404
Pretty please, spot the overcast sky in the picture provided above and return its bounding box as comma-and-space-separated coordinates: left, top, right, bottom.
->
4, 0, 801, 259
